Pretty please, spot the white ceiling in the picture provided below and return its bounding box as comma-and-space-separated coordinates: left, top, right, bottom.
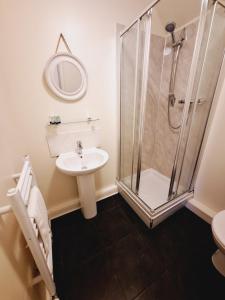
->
152, 0, 202, 35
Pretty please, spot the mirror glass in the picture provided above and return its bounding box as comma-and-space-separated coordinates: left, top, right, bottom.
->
52, 61, 83, 94
44, 53, 87, 101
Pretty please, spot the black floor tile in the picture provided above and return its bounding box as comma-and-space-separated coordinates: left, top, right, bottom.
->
94, 206, 135, 248
135, 269, 192, 300
52, 193, 225, 300
108, 232, 164, 300
61, 248, 126, 300
97, 193, 123, 213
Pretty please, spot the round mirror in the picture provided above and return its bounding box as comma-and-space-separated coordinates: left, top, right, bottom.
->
44, 52, 87, 101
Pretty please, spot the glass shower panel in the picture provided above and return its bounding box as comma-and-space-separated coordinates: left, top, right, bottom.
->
120, 14, 151, 192
120, 22, 138, 189
131, 13, 151, 192
169, 0, 215, 197
176, 1, 225, 196
139, 0, 201, 210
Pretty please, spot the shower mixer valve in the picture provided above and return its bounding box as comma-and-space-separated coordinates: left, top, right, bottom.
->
169, 93, 176, 106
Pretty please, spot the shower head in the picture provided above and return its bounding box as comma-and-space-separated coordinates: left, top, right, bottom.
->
165, 22, 176, 33
165, 22, 176, 44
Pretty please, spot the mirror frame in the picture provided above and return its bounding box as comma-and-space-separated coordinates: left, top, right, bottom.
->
44, 52, 88, 101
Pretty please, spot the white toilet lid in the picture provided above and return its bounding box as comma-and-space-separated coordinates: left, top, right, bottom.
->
212, 210, 225, 249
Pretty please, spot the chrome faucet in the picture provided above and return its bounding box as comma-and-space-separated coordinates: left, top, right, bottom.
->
76, 140, 83, 156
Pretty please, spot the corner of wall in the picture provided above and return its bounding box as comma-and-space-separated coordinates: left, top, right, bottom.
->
49, 183, 118, 220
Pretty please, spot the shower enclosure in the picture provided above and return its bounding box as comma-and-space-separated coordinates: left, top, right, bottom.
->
117, 0, 225, 227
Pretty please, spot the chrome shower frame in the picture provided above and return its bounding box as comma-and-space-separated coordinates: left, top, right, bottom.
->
168, 0, 209, 198
117, 0, 211, 227
181, 0, 225, 193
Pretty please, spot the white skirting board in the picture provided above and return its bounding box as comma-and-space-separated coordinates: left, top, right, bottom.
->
48, 184, 118, 220
185, 198, 217, 224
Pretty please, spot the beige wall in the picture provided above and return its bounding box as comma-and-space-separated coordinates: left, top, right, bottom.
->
0, 78, 44, 299
195, 65, 225, 213
0, 0, 150, 215
0, 1, 149, 299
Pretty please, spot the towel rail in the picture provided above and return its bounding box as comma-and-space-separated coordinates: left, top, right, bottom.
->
7, 188, 56, 296
4, 156, 59, 300
0, 205, 12, 215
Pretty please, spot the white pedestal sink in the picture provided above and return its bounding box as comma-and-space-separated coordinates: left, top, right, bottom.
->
56, 148, 109, 219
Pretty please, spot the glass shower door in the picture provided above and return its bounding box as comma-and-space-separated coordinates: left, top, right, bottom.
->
119, 0, 218, 214
120, 12, 151, 193
175, 0, 225, 196
120, 22, 139, 189
139, 0, 202, 210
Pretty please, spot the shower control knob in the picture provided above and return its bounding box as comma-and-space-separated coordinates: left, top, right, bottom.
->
169, 94, 176, 106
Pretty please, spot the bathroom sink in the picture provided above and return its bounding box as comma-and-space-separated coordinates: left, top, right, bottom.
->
56, 147, 109, 176
56, 147, 109, 219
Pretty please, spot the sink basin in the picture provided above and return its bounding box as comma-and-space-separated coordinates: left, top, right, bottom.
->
56, 147, 109, 219
56, 147, 109, 176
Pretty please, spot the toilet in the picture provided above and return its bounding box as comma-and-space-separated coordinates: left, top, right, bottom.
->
211, 210, 225, 277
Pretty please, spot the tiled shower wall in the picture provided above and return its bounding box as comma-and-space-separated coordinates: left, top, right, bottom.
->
142, 20, 198, 179
141, 34, 165, 171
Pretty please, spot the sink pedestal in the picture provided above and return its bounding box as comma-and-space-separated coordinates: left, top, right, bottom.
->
77, 174, 97, 219
56, 148, 108, 219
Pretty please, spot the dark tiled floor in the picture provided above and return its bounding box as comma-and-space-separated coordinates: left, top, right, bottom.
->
52, 194, 225, 300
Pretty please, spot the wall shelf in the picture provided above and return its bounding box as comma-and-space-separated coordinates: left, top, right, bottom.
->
48, 117, 100, 126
